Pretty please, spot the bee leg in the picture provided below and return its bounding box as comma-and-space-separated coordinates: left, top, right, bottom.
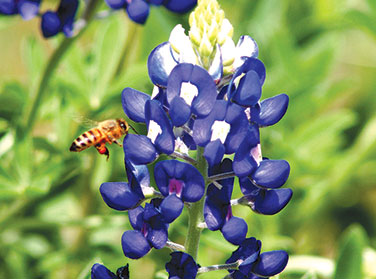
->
95, 143, 110, 160
113, 140, 122, 147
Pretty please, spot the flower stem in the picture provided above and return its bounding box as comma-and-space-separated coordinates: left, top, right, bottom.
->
184, 147, 207, 260
198, 260, 240, 273
171, 151, 197, 165
166, 240, 185, 251
208, 171, 236, 183
23, 0, 100, 137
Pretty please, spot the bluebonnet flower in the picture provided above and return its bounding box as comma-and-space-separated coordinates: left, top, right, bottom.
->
154, 159, 205, 222
41, 0, 79, 38
0, 0, 41, 20
104, 0, 197, 24
165, 251, 198, 279
100, 159, 152, 210
166, 63, 218, 127
122, 93, 175, 164
233, 134, 290, 185
204, 159, 248, 245
122, 198, 170, 259
192, 100, 248, 166
238, 175, 293, 215
228, 56, 289, 125
97, 1, 292, 277
91, 263, 129, 279
226, 237, 288, 278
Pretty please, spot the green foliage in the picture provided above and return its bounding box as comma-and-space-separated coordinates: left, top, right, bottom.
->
0, 0, 376, 278
334, 224, 367, 279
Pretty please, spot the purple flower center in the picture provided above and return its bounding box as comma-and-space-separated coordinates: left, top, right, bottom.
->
168, 178, 183, 197
226, 205, 233, 221
141, 223, 148, 237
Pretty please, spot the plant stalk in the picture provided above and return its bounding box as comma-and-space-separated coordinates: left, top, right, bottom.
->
184, 147, 208, 260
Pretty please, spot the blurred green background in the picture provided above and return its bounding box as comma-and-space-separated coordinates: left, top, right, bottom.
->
0, 0, 376, 278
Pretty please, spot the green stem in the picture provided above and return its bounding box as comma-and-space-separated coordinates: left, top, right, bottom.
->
23, 0, 100, 137
184, 147, 208, 260
114, 21, 140, 78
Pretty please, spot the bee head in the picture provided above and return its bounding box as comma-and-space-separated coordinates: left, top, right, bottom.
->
117, 119, 129, 134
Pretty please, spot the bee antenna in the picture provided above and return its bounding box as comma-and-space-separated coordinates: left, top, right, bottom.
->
129, 124, 139, 135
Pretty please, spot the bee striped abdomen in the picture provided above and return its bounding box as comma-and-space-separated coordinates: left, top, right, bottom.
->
69, 128, 103, 152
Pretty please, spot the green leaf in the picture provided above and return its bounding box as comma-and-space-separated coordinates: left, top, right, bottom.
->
22, 37, 46, 85
91, 16, 126, 109
333, 224, 367, 279
26, 175, 51, 197
366, 0, 376, 13
0, 82, 27, 121
346, 10, 376, 35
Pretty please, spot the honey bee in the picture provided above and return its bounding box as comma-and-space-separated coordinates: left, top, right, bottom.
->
69, 118, 129, 159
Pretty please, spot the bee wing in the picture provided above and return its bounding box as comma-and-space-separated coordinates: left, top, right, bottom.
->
70, 114, 99, 128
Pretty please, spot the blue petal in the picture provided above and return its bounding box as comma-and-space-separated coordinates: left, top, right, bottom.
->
18, 0, 40, 20
128, 206, 144, 230
251, 160, 290, 189
163, 0, 197, 13
229, 271, 248, 279
143, 202, 160, 222
221, 216, 248, 245
169, 96, 191, 127
0, 0, 17, 14
218, 84, 234, 100
204, 199, 226, 231
239, 176, 259, 196
241, 58, 266, 85
148, 42, 178, 88
180, 166, 205, 203
254, 188, 293, 215
122, 87, 150, 123
154, 160, 205, 202
252, 250, 288, 277
116, 265, 130, 279
206, 179, 233, 205
124, 134, 158, 164
204, 139, 225, 167
232, 70, 262, 107
147, 226, 168, 249
41, 11, 61, 38
125, 159, 150, 193
192, 100, 227, 146
91, 263, 116, 279
100, 182, 142, 211
104, 0, 126, 9
258, 93, 289, 127
224, 103, 249, 154
227, 58, 265, 100
160, 194, 184, 223
122, 230, 151, 259
233, 143, 258, 178
166, 252, 198, 279
227, 237, 261, 275
126, 0, 149, 24
57, 0, 79, 37
209, 158, 234, 194
145, 100, 175, 155
166, 63, 217, 118
149, 0, 163, 5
